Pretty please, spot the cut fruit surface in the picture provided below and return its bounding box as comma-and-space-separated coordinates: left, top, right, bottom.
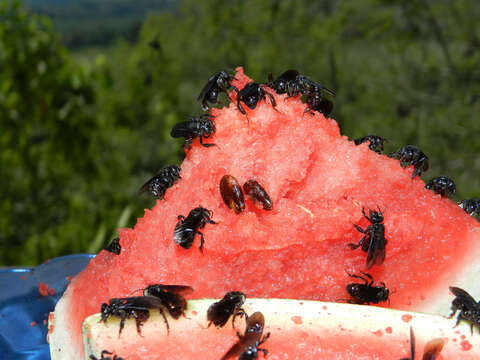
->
50, 67, 480, 359
82, 299, 480, 360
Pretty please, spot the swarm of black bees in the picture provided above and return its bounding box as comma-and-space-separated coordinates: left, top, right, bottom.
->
97, 68, 480, 358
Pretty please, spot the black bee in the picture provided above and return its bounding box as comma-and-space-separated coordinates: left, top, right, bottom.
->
207, 291, 247, 328
267, 69, 299, 95
173, 206, 217, 251
104, 236, 121, 255
198, 70, 237, 111
100, 295, 170, 336
139, 165, 181, 199
170, 114, 216, 148
425, 176, 456, 198
344, 270, 389, 305
399, 327, 444, 360
220, 175, 245, 214
243, 179, 272, 210
221, 311, 270, 360
89, 350, 123, 360
236, 82, 276, 116
293, 75, 336, 98
348, 207, 387, 269
304, 93, 334, 116
389, 145, 429, 179
143, 284, 194, 319
458, 198, 480, 217
449, 286, 480, 334
354, 135, 388, 154
292, 75, 336, 116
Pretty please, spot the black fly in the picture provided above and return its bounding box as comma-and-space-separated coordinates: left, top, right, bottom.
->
173, 206, 217, 251
139, 165, 181, 199
243, 179, 273, 211
207, 291, 246, 328
100, 295, 170, 336
348, 207, 387, 269
104, 236, 121, 255
220, 175, 245, 214
449, 286, 480, 334
143, 284, 194, 319
170, 114, 216, 148
425, 176, 456, 198
89, 350, 123, 360
198, 70, 237, 111
236, 82, 276, 117
458, 198, 480, 217
221, 311, 270, 360
389, 145, 429, 179
344, 270, 389, 305
354, 135, 388, 154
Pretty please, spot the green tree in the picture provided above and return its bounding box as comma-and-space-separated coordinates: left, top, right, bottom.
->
0, 0, 151, 265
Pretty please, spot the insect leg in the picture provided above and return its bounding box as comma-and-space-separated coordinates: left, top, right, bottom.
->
361, 207, 370, 221
353, 223, 366, 234
197, 231, 205, 252
158, 308, 170, 334
199, 136, 216, 148
265, 90, 276, 108
237, 99, 246, 115
232, 308, 247, 329
118, 314, 126, 337
259, 332, 271, 345
360, 271, 374, 285
131, 310, 149, 336
177, 215, 186, 221
346, 271, 369, 285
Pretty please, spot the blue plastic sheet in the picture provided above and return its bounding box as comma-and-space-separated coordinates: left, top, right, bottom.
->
0, 254, 94, 360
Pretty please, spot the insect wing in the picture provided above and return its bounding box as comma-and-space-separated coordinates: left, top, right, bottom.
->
111, 296, 165, 311
171, 122, 193, 138
366, 231, 386, 269
173, 222, 195, 246
197, 73, 217, 101
160, 284, 194, 296
449, 286, 478, 308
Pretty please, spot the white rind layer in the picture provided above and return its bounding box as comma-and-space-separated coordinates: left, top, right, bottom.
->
49, 287, 77, 360
82, 298, 480, 359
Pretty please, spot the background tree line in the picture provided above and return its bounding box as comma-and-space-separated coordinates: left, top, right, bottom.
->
1, 0, 479, 265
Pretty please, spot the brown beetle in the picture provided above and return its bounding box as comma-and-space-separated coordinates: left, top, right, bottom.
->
243, 179, 273, 210
220, 175, 245, 214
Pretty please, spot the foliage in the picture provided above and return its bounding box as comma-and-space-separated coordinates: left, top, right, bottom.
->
23, 0, 177, 48
0, 0, 152, 265
2, 0, 480, 265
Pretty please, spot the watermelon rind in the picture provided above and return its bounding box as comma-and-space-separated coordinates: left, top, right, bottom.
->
82, 298, 480, 359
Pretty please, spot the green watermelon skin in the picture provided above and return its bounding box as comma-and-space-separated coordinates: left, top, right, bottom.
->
50, 67, 480, 359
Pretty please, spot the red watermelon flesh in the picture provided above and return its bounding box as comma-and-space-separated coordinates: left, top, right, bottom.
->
50, 67, 480, 359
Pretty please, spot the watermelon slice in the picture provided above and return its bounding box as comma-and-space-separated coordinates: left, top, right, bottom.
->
81, 299, 480, 359
50, 67, 480, 359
